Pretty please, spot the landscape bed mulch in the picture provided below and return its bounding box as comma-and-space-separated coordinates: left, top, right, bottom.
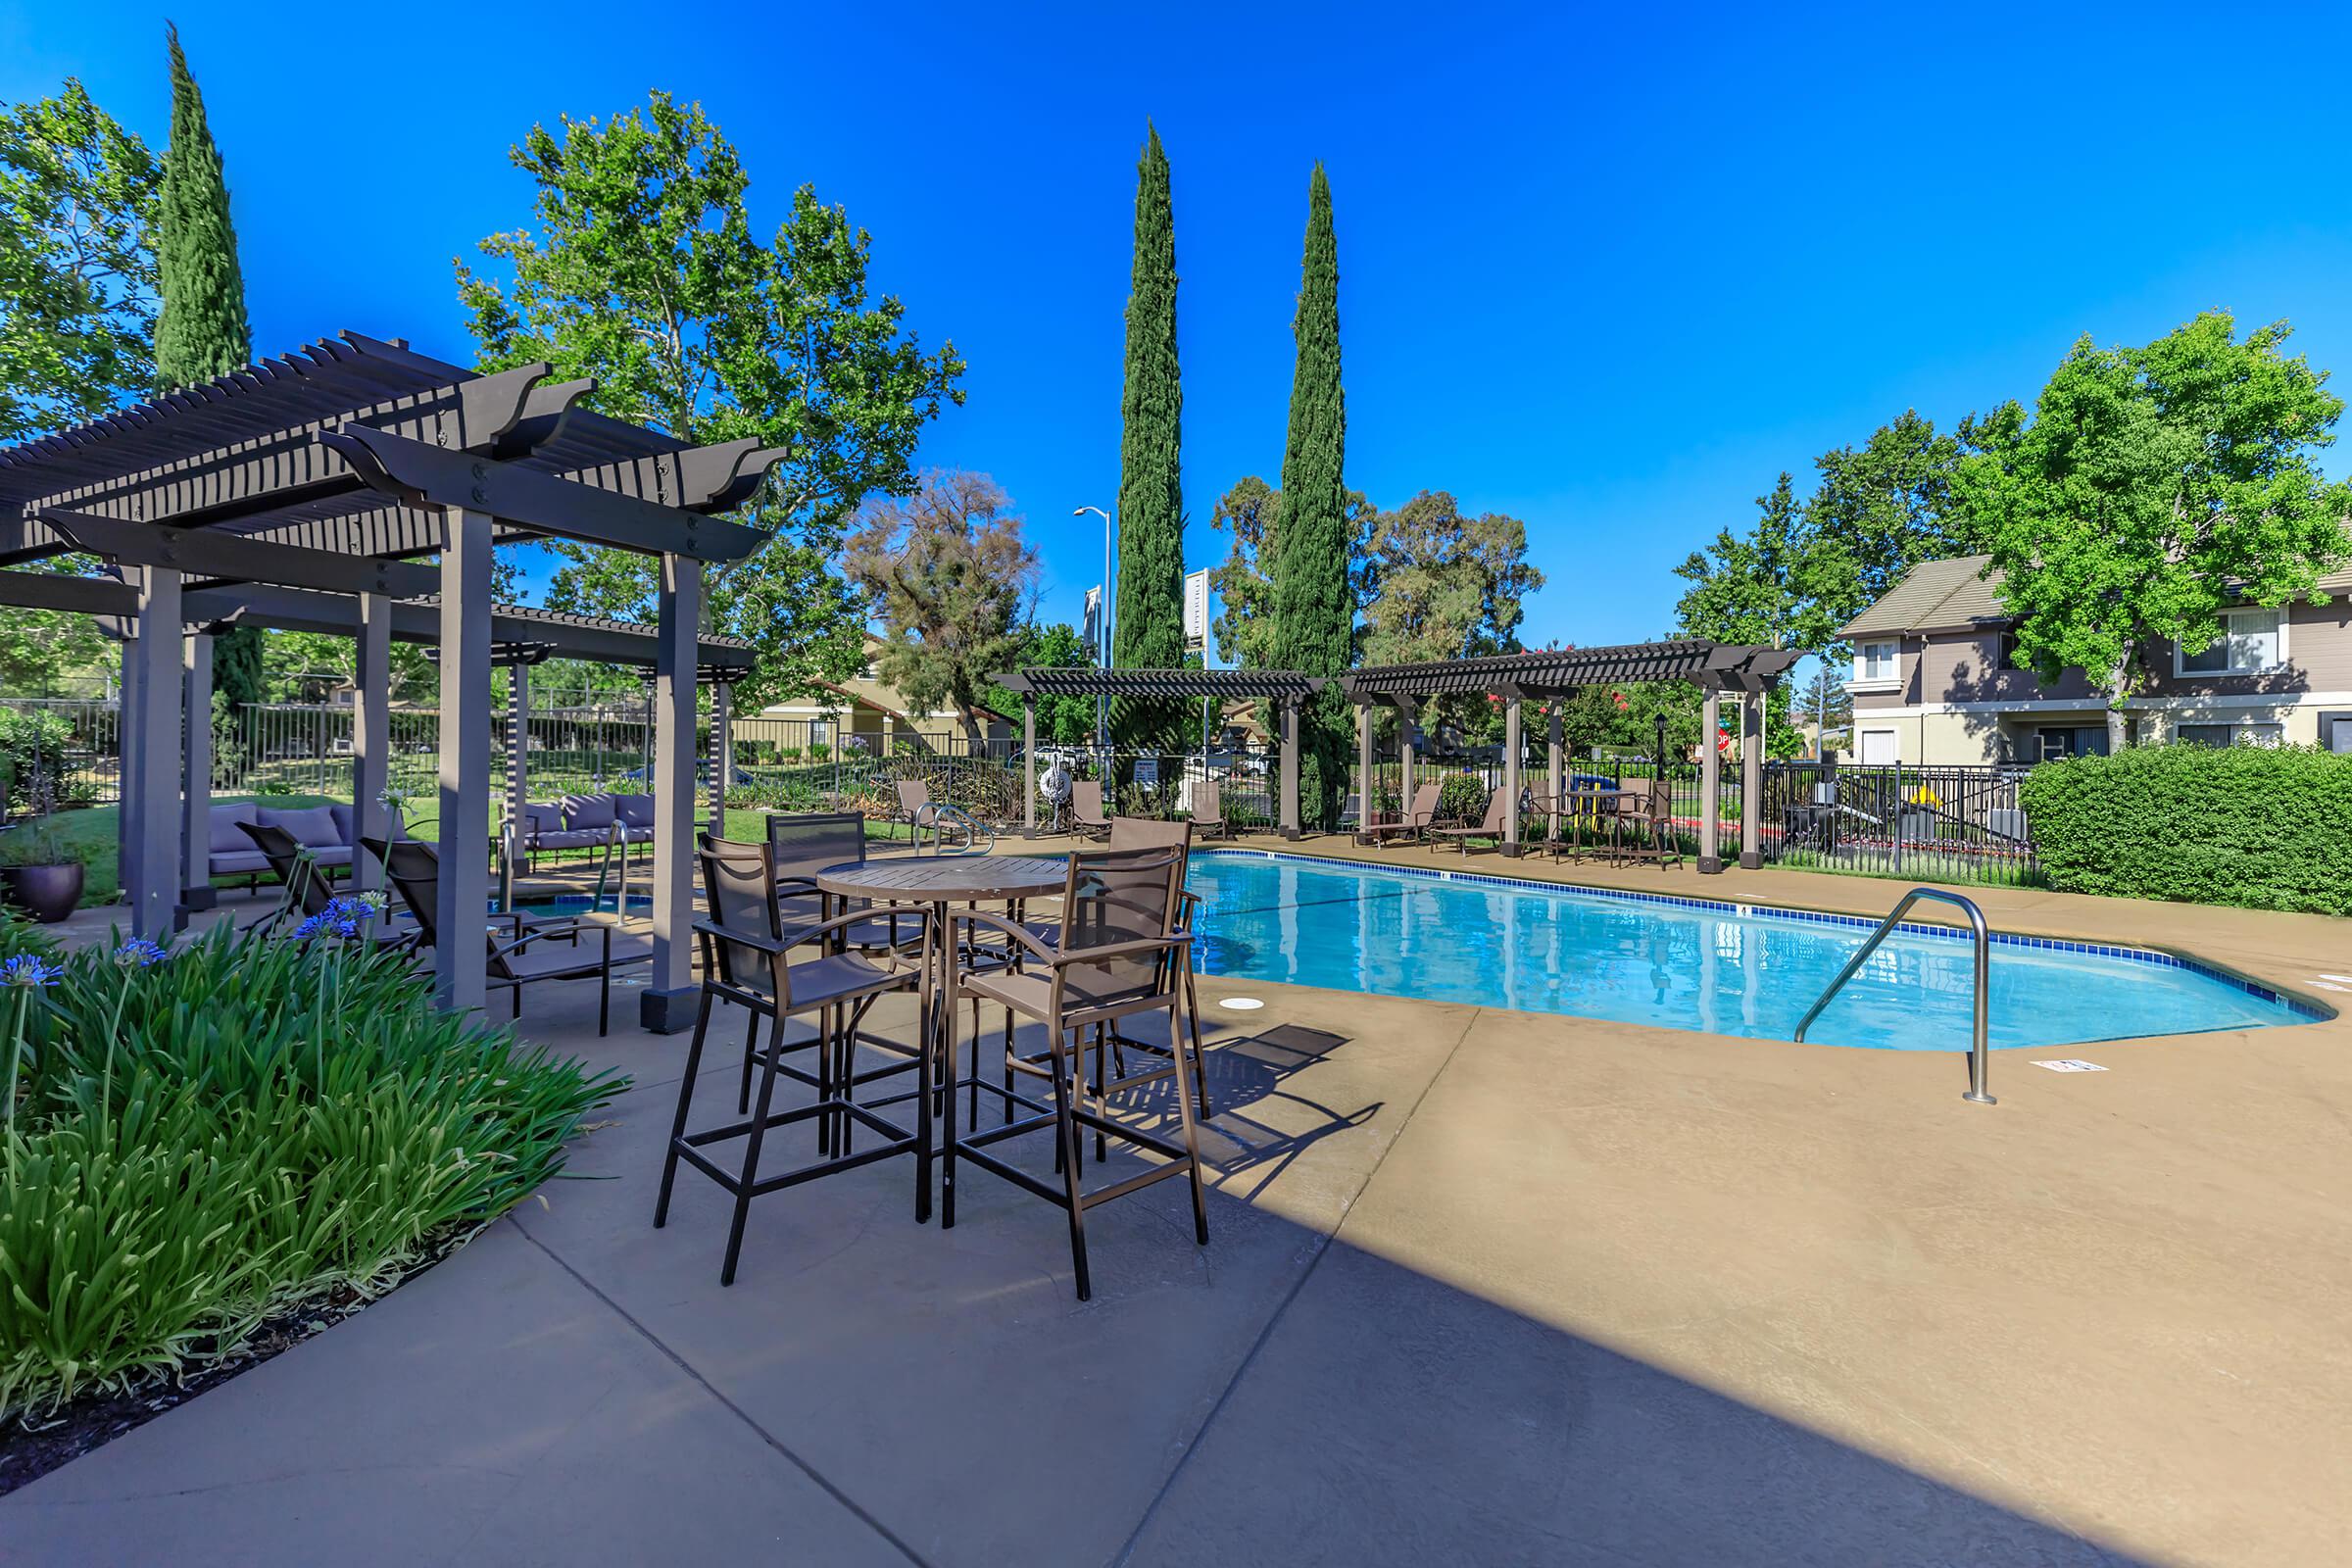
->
0, 1226, 473, 1497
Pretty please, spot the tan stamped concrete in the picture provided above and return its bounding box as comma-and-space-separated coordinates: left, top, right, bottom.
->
6, 836, 2349, 1565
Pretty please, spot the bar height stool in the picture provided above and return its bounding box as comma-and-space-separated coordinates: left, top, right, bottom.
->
941, 846, 1209, 1300
654, 835, 930, 1286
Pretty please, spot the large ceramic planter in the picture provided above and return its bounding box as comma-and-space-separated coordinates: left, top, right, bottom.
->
3, 862, 84, 924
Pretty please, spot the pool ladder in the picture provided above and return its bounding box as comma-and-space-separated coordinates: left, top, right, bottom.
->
1792, 888, 1996, 1105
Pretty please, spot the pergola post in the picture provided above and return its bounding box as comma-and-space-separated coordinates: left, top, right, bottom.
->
1698, 686, 1724, 875
352, 593, 392, 891
1740, 688, 1764, 870
117, 632, 140, 904
1279, 696, 1301, 841
1501, 695, 1524, 858
644, 553, 702, 1032
434, 513, 494, 1012
1021, 695, 1037, 837
1354, 701, 1374, 844
1397, 695, 1419, 814
502, 657, 530, 907
709, 679, 734, 830
1547, 706, 1564, 808
126, 567, 182, 939
177, 629, 213, 917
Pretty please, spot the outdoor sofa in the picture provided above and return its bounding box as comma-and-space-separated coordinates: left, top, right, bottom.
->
206, 802, 362, 887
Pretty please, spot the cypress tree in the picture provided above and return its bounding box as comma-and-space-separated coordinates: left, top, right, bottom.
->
1269, 165, 1350, 826
155, 24, 264, 740
1111, 124, 1186, 757
155, 23, 251, 388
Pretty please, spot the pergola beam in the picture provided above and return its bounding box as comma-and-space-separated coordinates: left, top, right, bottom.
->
37, 509, 438, 600
318, 426, 771, 564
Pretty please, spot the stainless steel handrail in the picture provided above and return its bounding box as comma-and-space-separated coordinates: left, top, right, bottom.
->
1792, 888, 1996, 1104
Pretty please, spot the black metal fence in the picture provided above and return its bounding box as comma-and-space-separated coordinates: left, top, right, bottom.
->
1348, 749, 2042, 887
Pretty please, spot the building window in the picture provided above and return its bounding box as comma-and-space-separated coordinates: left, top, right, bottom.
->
2177, 720, 2284, 748
1852, 641, 1898, 685
2178, 608, 2285, 675
2034, 725, 2111, 761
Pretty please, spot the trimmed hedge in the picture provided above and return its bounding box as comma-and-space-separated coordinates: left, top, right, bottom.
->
2018, 743, 2352, 914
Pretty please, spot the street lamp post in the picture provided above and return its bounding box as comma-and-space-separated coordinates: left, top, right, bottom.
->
1074, 505, 1115, 754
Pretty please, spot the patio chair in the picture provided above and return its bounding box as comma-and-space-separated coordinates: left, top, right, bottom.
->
942, 846, 1209, 1300
363, 836, 651, 1035
1427, 788, 1511, 856
655, 834, 928, 1286
1189, 781, 1231, 841
762, 811, 926, 1121
1612, 778, 1683, 868
236, 820, 417, 947
894, 779, 946, 852
1069, 778, 1111, 841
1361, 781, 1443, 849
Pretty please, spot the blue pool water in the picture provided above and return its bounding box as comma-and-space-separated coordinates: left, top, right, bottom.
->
497, 892, 653, 919
1183, 852, 2321, 1051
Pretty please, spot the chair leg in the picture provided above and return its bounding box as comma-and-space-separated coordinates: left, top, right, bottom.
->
942, 987, 964, 1230
722, 1006, 791, 1287
1050, 1028, 1092, 1300
1183, 955, 1210, 1122
1168, 998, 1209, 1247
654, 988, 714, 1228
1091, 1020, 1108, 1162
738, 1004, 759, 1115
1002, 1004, 1015, 1127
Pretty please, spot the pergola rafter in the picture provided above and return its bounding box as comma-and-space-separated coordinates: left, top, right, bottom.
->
0, 328, 777, 1029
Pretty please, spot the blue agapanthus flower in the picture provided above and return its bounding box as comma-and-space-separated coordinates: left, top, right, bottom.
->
112, 939, 169, 969
296, 893, 383, 944
3, 954, 62, 988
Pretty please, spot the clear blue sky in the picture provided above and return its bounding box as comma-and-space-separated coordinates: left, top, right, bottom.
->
9, 1, 2352, 651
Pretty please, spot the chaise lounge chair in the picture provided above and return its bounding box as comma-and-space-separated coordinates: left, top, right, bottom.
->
1427, 788, 1512, 856
1069, 779, 1111, 841
1189, 781, 1231, 841
364, 835, 652, 1035
1361, 782, 1443, 849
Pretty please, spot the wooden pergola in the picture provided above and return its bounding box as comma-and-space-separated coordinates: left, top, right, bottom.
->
991, 667, 1323, 838
1338, 640, 1802, 871
0, 330, 780, 1028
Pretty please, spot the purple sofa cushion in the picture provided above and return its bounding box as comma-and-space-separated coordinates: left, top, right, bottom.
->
563, 794, 616, 831
259, 806, 343, 850
614, 794, 656, 829
208, 802, 260, 854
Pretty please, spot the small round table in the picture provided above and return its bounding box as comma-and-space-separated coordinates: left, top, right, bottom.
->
814, 855, 1069, 1220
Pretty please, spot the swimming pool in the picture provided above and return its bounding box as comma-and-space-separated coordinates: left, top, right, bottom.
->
1183, 852, 2322, 1051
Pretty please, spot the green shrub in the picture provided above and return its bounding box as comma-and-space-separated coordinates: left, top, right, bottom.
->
1436, 772, 1490, 822
2018, 742, 2352, 914
0, 922, 622, 1420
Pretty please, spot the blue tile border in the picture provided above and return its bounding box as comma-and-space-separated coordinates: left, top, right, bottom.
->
1190, 849, 2332, 1023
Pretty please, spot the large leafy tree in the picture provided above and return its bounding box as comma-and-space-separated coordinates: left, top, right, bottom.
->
1800, 410, 1981, 644
1359, 491, 1543, 665
0, 77, 155, 687
0, 80, 159, 440
1673, 473, 1812, 650
1956, 311, 2350, 701
1267, 165, 1352, 825
984, 621, 1097, 743
457, 93, 965, 707
154, 24, 250, 389
1206, 474, 1374, 671
1110, 124, 1186, 747
843, 469, 1037, 739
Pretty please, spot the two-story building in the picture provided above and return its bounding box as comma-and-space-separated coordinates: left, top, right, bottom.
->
1838, 555, 2352, 764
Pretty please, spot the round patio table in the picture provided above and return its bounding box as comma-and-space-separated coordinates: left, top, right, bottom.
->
814, 855, 1069, 1222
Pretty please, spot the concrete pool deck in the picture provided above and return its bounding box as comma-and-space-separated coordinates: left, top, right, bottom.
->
6, 838, 2348, 1564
